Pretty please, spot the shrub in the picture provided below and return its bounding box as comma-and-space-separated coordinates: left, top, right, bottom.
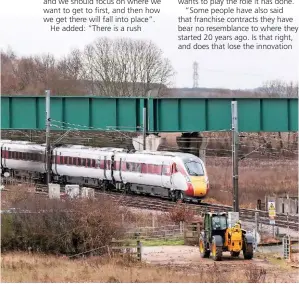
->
168, 201, 195, 223
1, 195, 125, 256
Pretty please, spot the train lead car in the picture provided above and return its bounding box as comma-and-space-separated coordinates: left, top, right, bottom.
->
1, 141, 209, 203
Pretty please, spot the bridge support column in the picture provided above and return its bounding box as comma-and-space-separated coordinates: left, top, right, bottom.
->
176, 133, 208, 162
132, 134, 166, 151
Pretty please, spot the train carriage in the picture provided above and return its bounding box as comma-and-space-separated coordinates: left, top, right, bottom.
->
52, 145, 126, 187
1, 141, 47, 180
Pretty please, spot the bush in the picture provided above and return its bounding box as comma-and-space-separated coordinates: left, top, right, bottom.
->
1, 195, 126, 256
168, 201, 195, 223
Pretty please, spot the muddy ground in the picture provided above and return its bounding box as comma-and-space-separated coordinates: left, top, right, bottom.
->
142, 245, 299, 283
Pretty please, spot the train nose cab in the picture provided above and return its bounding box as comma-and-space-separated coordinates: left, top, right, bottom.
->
183, 159, 209, 199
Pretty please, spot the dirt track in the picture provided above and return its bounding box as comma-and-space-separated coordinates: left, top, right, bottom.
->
142, 245, 299, 283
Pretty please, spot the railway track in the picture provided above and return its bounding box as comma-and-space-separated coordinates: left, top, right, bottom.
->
91, 191, 299, 231
3, 180, 299, 231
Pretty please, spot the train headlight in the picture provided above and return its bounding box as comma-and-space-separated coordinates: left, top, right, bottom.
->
185, 176, 191, 182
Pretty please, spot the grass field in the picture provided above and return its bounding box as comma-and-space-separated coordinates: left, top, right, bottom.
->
205, 157, 298, 206
0, 252, 277, 283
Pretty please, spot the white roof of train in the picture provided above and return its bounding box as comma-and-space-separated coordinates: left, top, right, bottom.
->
134, 150, 202, 159
54, 145, 127, 153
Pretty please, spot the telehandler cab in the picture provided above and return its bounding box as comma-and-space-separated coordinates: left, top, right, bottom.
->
199, 212, 254, 261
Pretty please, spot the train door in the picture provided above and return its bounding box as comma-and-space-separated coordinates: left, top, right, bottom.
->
118, 157, 123, 182
103, 156, 107, 180
120, 157, 127, 184
1, 146, 6, 168
161, 161, 171, 188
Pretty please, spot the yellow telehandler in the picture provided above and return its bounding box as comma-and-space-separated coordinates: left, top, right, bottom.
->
199, 212, 254, 261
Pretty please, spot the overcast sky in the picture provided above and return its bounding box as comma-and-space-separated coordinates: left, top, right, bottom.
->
1, 0, 298, 89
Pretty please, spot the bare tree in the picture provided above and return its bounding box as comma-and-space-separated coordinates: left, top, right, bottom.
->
260, 80, 298, 98
57, 48, 84, 80
1, 47, 18, 94
82, 37, 175, 97
1, 38, 175, 96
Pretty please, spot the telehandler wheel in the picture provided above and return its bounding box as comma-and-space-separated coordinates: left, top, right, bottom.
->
199, 237, 210, 258
243, 242, 253, 259
230, 251, 240, 257
211, 238, 222, 261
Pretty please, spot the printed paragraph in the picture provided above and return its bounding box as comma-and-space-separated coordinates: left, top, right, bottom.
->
42, 0, 161, 32
177, 0, 298, 50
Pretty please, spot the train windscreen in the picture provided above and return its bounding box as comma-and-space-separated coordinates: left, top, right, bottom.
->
184, 161, 204, 176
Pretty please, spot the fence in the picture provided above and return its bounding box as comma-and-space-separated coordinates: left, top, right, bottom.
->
283, 236, 299, 262
67, 239, 142, 261
126, 221, 202, 245
125, 224, 184, 241
109, 239, 142, 261
184, 221, 201, 245
259, 196, 299, 215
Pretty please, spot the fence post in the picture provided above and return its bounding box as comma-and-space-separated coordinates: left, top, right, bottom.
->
152, 214, 155, 228
257, 199, 262, 210
197, 222, 200, 240
254, 211, 259, 252
137, 239, 142, 261
183, 221, 186, 244
283, 235, 291, 260
180, 221, 183, 235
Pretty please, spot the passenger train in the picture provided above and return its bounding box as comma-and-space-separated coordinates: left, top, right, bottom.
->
0, 140, 209, 202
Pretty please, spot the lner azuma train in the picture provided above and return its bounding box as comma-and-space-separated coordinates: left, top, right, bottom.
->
0, 140, 209, 202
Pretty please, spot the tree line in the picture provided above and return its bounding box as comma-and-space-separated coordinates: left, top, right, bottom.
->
1, 37, 174, 97
1, 37, 298, 97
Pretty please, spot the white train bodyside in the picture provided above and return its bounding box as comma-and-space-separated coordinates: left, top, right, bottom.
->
1, 142, 46, 173
52, 145, 127, 180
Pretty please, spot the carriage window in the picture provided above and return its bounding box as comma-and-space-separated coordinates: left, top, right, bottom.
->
141, 163, 147, 174
86, 159, 90, 167
126, 162, 132, 171
77, 158, 81, 166
148, 164, 154, 174
82, 158, 86, 167
134, 163, 141, 173
99, 160, 104, 169
91, 159, 95, 168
